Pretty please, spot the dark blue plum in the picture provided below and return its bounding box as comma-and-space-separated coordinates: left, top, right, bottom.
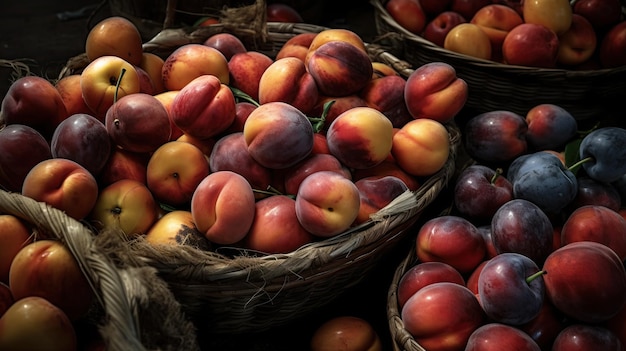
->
579, 127, 626, 183
491, 198, 554, 265
507, 152, 578, 214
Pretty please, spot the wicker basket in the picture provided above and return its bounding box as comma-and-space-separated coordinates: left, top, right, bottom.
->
370, 0, 626, 124
0, 190, 199, 351
78, 21, 459, 334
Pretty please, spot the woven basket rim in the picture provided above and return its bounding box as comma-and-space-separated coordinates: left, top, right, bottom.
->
370, 0, 626, 76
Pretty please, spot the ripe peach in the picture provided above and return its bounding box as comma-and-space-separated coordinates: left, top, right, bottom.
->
295, 170, 361, 237
80, 55, 141, 120
97, 147, 149, 187
21, 158, 99, 220
305, 28, 367, 66
228, 50, 274, 102
169, 74, 236, 140
310, 315, 383, 351
224, 101, 257, 134
444, 22, 492, 60
242, 195, 314, 254
9, 240, 94, 321
89, 179, 159, 236
523, 0, 572, 36
0, 296, 77, 351
354, 175, 409, 224
283, 153, 352, 196
258, 57, 319, 114
392, 118, 450, 177
85, 16, 143, 66
161, 44, 229, 91
54, 74, 95, 116
275, 32, 317, 61
190, 170, 256, 245
352, 159, 420, 191
0, 215, 32, 284
139, 52, 166, 94
202, 32, 247, 61
243, 101, 314, 169
326, 106, 393, 170
310, 95, 369, 131
0, 76, 68, 139
397, 261, 466, 309
371, 61, 400, 78
385, 0, 427, 35
359, 74, 412, 128
176, 133, 216, 157
307, 40, 373, 97
154, 90, 184, 141
471, 4, 524, 61
145, 210, 211, 250
404, 62, 468, 123
146, 141, 211, 207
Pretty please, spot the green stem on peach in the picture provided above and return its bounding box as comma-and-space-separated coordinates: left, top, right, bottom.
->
526, 270, 546, 284
114, 68, 126, 104
229, 86, 260, 107
567, 156, 594, 174
308, 100, 334, 133
491, 168, 504, 185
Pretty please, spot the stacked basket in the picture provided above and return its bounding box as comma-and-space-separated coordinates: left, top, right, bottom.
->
58, 19, 461, 335
370, 0, 626, 125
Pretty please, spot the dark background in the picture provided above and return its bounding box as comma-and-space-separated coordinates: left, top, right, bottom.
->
0, 1, 437, 350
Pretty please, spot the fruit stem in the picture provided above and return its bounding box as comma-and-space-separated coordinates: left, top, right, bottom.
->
526, 270, 546, 284
308, 100, 334, 133
567, 156, 594, 173
230, 86, 260, 107
114, 68, 126, 103
491, 168, 504, 185
252, 185, 295, 199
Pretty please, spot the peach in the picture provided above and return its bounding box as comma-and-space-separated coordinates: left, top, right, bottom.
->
227, 51, 274, 102
397, 261, 466, 310
105, 92, 172, 153
470, 4, 524, 61
224, 101, 257, 134
352, 159, 421, 191
146, 140, 211, 207
0, 215, 32, 284
176, 133, 216, 157
312, 132, 331, 155
359, 74, 412, 128
557, 14, 598, 67
275, 32, 317, 61
85, 16, 143, 66
0, 296, 77, 351
89, 179, 159, 236
295, 170, 361, 237
243, 101, 314, 169
169, 74, 236, 140
80, 55, 141, 120
283, 153, 352, 196
326, 106, 394, 170
139, 52, 166, 94
0, 124, 52, 192
305, 28, 367, 66
161, 44, 229, 91
392, 118, 450, 177
266, 3, 304, 23
54, 74, 95, 116
307, 40, 373, 97
209, 132, 273, 195
21, 158, 99, 220
9, 239, 94, 321
135, 65, 156, 95
354, 175, 409, 224
202, 32, 247, 61
144, 210, 211, 250
242, 195, 314, 254
0, 75, 68, 139
502, 23, 560, 68
404, 62, 468, 123
258, 57, 319, 114
599, 21, 626, 68
423, 11, 468, 48
523, 0, 572, 36
371, 61, 400, 78
444, 22, 492, 60
310, 316, 383, 351
0, 282, 13, 317
385, 0, 427, 35
190, 170, 256, 245
97, 147, 149, 187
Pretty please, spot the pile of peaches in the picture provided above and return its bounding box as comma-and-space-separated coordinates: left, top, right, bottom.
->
384, 0, 626, 69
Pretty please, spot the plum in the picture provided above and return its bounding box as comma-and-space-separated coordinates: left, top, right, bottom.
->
0, 124, 52, 192
478, 252, 545, 325
454, 164, 514, 223
491, 199, 554, 265
465, 323, 542, 351
464, 110, 528, 165
507, 151, 578, 214
525, 103, 578, 151
51, 113, 112, 177
552, 324, 624, 351
579, 126, 626, 183
568, 176, 621, 212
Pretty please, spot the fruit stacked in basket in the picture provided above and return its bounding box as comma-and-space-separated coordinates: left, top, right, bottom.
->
0, 0, 462, 345
371, 0, 626, 124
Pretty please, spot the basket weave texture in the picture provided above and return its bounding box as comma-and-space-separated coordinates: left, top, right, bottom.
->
0, 190, 199, 351
370, 0, 626, 123
63, 21, 460, 334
